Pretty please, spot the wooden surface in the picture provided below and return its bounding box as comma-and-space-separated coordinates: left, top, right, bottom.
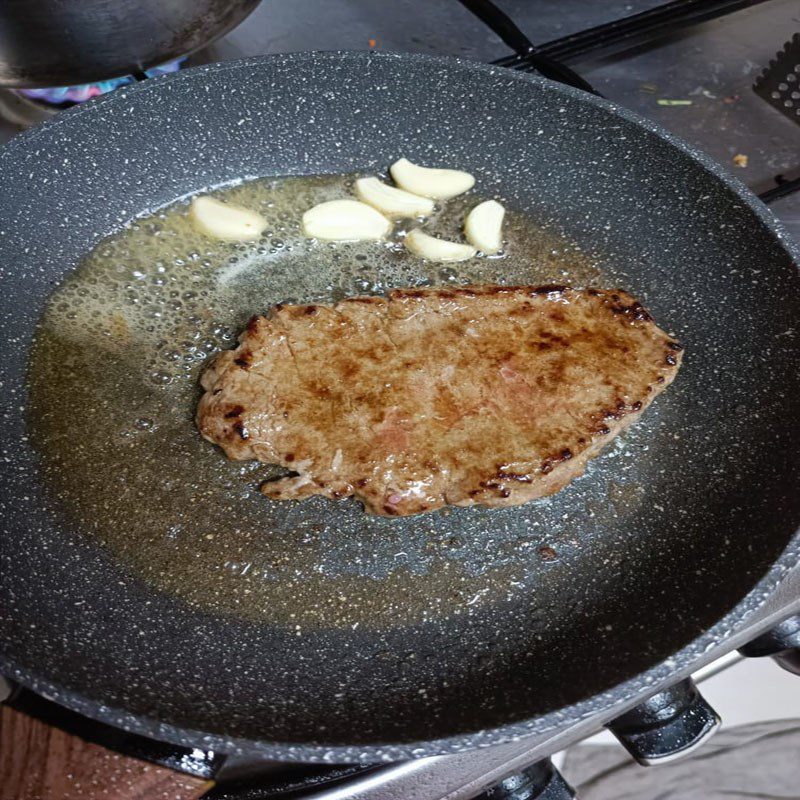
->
0, 706, 212, 800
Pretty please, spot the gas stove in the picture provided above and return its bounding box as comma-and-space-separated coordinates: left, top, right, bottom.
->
1, 2, 798, 799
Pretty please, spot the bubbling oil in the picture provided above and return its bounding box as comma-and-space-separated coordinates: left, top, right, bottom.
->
28, 174, 603, 628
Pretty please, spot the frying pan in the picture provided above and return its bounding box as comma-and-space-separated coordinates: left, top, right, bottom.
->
1, 52, 799, 764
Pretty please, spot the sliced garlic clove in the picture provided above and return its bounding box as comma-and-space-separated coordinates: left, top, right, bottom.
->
464, 199, 505, 254
302, 199, 391, 241
189, 196, 267, 242
354, 177, 435, 219
389, 158, 475, 200
404, 229, 476, 262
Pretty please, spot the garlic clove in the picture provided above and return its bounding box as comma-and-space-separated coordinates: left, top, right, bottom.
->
189, 196, 267, 241
302, 199, 391, 241
404, 229, 476, 262
354, 177, 435, 218
464, 200, 505, 254
389, 158, 475, 200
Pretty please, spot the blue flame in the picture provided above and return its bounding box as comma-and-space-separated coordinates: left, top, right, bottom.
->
20, 60, 184, 105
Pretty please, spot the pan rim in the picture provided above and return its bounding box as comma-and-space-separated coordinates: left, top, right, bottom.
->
1, 49, 799, 763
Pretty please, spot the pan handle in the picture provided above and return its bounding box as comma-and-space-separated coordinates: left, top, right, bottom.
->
0, 683, 216, 800
456, 0, 601, 96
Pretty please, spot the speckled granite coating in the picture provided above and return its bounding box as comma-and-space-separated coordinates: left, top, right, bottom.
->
0, 52, 798, 762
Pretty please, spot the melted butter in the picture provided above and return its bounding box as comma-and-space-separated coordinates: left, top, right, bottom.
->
27, 173, 604, 628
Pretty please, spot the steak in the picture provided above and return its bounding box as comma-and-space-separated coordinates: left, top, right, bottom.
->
197, 285, 682, 516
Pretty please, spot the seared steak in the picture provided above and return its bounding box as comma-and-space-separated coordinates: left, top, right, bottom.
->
197, 285, 682, 516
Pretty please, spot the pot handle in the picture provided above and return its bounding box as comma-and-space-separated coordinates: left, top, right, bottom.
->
0, 682, 215, 800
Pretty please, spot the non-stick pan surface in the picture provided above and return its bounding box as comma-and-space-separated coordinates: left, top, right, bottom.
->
1, 53, 799, 763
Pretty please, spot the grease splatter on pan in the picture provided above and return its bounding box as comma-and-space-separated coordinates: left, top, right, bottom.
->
27, 172, 614, 627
